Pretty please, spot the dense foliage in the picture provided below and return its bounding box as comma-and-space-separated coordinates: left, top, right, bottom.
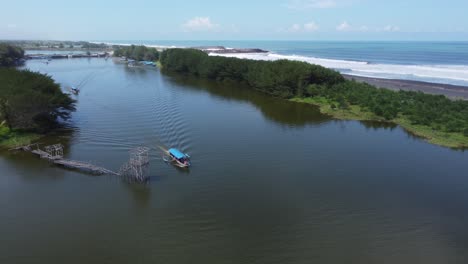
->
114, 45, 160, 61
305, 81, 468, 136
0, 43, 24, 67
0, 68, 75, 132
79, 42, 108, 49
2, 40, 109, 50
304, 81, 468, 135
160, 49, 344, 98
161, 48, 468, 136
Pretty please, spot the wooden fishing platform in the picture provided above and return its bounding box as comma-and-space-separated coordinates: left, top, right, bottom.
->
11, 143, 152, 181
53, 159, 118, 175
13, 143, 118, 176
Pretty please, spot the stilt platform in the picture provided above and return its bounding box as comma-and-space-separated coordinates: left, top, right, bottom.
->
13, 143, 118, 176
53, 159, 119, 175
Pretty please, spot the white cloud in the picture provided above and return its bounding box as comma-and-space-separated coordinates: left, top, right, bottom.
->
283, 22, 320, 33
7, 24, 17, 29
383, 25, 400, 32
359, 26, 369, 32
304, 22, 319, 32
182, 17, 219, 32
336, 21, 351, 31
287, 0, 337, 9
336, 22, 400, 32
288, 24, 302, 32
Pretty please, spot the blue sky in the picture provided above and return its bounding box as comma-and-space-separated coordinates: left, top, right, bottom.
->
1, 0, 468, 41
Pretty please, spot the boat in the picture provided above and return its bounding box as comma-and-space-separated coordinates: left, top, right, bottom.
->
127, 59, 137, 67
71, 86, 80, 95
164, 148, 191, 168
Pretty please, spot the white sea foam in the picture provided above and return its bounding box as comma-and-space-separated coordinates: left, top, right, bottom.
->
210, 52, 468, 86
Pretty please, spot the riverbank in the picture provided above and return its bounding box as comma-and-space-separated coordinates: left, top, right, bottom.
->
25, 52, 109, 60
344, 75, 468, 100
291, 97, 468, 149
160, 48, 468, 150
0, 123, 41, 149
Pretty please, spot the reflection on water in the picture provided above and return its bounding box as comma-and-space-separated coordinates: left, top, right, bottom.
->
360, 120, 398, 130
167, 74, 330, 127
1, 58, 468, 264
124, 182, 152, 207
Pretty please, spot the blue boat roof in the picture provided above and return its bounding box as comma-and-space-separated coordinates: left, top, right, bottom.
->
169, 148, 186, 159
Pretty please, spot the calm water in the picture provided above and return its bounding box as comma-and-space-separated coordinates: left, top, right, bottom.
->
1, 58, 468, 264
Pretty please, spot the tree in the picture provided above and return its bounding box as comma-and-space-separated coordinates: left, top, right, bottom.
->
337, 96, 349, 110
0, 43, 24, 67
59, 43, 64, 49
113, 45, 160, 61
160, 48, 344, 99
0, 68, 75, 132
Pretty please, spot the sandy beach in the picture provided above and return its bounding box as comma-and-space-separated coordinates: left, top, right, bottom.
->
344, 74, 468, 100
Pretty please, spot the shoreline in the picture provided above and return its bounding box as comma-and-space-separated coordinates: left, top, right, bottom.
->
161, 48, 468, 150
0, 124, 41, 150
343, 74, 468, 100
6, 46, 467, 150
291, 97, 468, 149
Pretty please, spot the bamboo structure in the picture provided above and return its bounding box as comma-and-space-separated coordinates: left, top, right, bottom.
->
15, 143, 119, 175
12, 144, 152, 179
44, 144, 64, 160
118, 147, 150, 182
54, 159, 118, 175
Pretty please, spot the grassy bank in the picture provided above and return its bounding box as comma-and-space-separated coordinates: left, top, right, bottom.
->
292, 97, 468, 149
155, 61, 162, 68
0, 123, 41, 149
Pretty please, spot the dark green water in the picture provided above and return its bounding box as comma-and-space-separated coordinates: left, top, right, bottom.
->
1, 58, 468, 264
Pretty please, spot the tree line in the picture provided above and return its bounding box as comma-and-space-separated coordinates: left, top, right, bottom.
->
305, 81, 468, 136
0, 44, 75, 132
160, 48, 468, 137
0, 43, 25, 67
160, 48, 344, 98
113, 45, 160, 61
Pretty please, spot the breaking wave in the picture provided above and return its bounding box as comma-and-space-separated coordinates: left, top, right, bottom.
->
210, 52, 468, 86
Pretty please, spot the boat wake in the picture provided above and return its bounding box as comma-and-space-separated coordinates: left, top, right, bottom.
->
152, 81, 192, 156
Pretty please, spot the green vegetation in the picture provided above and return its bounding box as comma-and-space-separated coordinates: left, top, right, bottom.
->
113, 45, 160, 61
161, 49, 343, 98
0, 123, 41, 149
155, 61, 163, 68
0, 43, 25, 67
291, 97, 381, 121
300, 81, 468, 138
1, 40, 109, 51
161, 48, 468, 149
292, 97, 468, 148
0, 67, 75, 148
80, 42, 107, 49
0, 67, 75, 131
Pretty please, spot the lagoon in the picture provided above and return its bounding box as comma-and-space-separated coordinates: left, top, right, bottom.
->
1, 58, 468, 264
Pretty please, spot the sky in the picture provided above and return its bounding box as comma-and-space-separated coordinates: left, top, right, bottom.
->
1, 0, 468, 41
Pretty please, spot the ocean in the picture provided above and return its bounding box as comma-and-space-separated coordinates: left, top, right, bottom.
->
103, 40, 468, 86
